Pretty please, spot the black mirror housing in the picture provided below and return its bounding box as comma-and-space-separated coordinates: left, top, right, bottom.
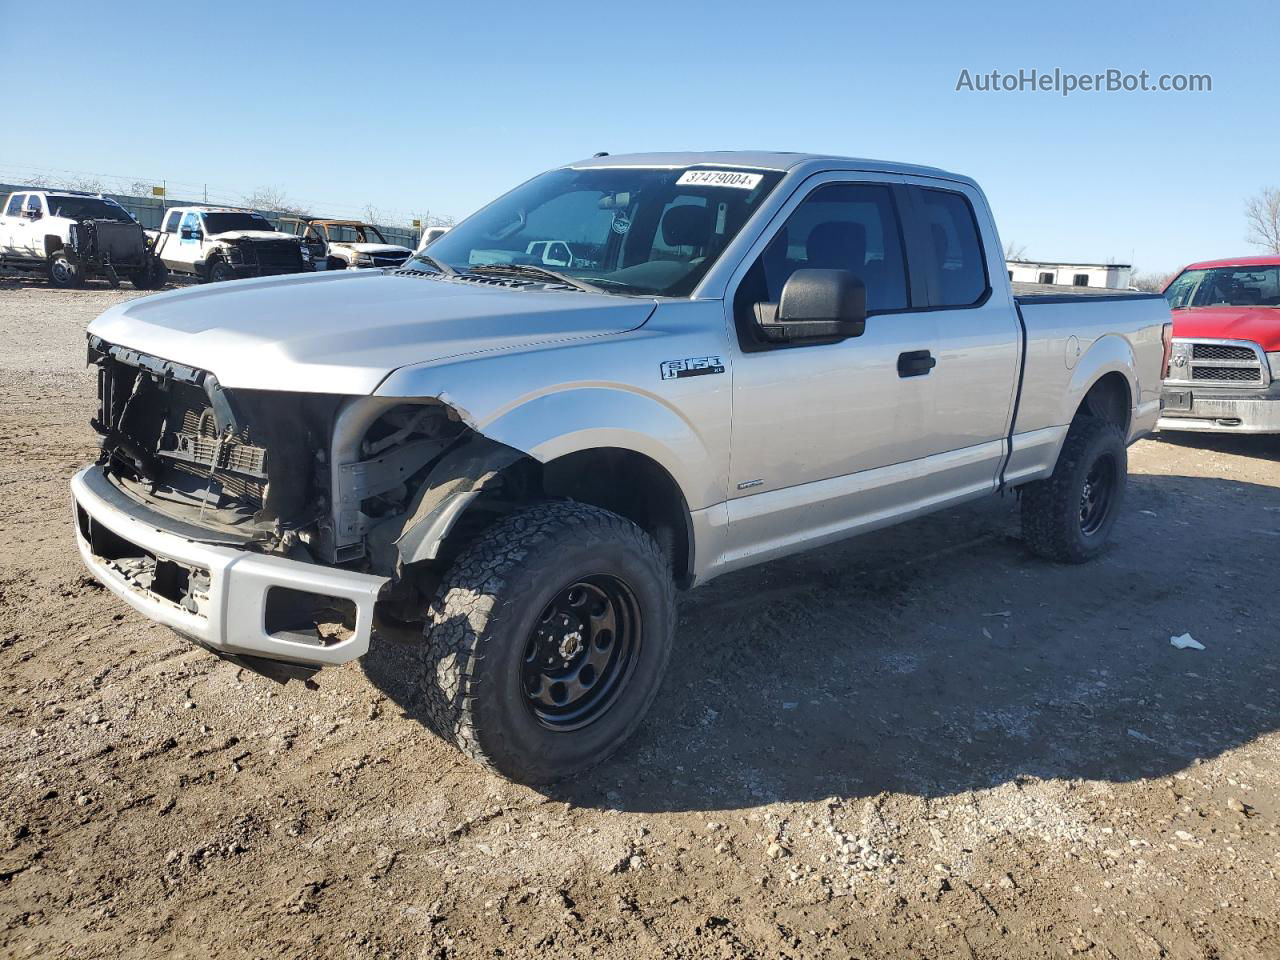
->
759, 269, 867, 343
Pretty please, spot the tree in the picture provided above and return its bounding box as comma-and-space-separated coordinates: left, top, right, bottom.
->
1244, 187, 1280, 254
1004, 239, 1028, 260
241, 185, 311, 217
1129, 269, 1174, 293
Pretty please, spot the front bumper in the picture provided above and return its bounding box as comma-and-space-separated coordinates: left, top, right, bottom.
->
228, 263, 308, 279
1157, 390, 1280, 434
70, 466, 387, 667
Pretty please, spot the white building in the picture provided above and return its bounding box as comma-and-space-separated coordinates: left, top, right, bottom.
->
1007, 260, 1132, 290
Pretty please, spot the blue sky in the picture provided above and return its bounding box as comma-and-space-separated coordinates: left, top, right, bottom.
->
5, 0, 1277, 273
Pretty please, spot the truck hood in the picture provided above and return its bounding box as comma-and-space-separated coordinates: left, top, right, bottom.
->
209, 230, 300, 243
1172, 306, 1280, 352
87, 270, 655, 394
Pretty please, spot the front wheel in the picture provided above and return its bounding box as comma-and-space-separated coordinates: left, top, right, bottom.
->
419, 501, 676, 784
206, 259, 235, 283
1020, 416, 1127, 563
47, 250, 84, 288
130, 258, 169, 290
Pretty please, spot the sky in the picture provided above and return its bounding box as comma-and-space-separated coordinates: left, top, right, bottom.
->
5, 0, 1277, 274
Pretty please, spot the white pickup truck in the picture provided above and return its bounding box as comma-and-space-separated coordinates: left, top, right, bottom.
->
150, 206, 313, 282
71, 152, 1171, 783
0, 189, 167, 288
279, 218, 413, 270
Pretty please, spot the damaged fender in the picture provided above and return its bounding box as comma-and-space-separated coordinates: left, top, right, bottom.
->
390, 434, 526, 566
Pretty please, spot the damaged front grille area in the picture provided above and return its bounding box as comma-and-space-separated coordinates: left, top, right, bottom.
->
89, 337, 341, 542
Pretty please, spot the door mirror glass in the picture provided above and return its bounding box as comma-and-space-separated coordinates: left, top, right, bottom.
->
757, 268, 866, 343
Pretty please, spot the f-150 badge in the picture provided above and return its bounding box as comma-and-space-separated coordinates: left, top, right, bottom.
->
660, 356, 725, 380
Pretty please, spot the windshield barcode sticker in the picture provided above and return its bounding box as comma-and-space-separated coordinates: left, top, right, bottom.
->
676, 170, 763, 190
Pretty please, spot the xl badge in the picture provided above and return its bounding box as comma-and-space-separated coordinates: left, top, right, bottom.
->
660, 356, 725, 380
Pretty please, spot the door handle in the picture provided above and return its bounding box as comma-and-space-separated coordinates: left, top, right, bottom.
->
898, 350, 937, 378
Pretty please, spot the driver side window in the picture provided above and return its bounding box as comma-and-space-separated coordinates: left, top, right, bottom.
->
180, 212, 200, 237
733, 182, 909, 349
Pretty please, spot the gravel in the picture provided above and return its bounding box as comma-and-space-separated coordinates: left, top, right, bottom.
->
2, 281, 1279, 958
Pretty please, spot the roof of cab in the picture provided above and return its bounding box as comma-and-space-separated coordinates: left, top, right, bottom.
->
565, 150, 975, 186
1180, 254, 1280, 271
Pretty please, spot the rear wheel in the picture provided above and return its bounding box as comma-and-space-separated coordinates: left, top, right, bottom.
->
419, 501, 676, 784
1021, 416, 1127, 563
47, 250, 84, 288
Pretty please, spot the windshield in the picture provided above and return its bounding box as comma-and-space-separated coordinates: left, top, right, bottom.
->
45, 196, 134, 223
324, 224, 387, 244
406, 166, 784, 296
1165, 266, 1280, 308
202, 212, 276, 234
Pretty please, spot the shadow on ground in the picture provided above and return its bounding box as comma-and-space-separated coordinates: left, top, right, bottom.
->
1153, 429, 1280, 462
363, 472, 1280, 813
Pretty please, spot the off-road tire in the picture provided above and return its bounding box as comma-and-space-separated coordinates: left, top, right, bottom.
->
206, 259, 235, 283
1021, 415, 1127, 563
130, 258, 169, 290
47, 250, 84, 289
420, 501, 676, 784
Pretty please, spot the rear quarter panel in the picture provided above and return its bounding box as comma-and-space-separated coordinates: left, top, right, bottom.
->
1006, 294, 1168, 483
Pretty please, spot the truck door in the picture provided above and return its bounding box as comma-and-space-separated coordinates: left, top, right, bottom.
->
897, 178, 1021, 480
172, 211, 202, 272
0, 193, 23, 256
721, 173, 1012, 568
155, 208, 184, 268
17, 194, 44, 257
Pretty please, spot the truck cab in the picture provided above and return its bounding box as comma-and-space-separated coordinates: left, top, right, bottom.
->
1159, 256, 1280, 434
151, 207, 313, 282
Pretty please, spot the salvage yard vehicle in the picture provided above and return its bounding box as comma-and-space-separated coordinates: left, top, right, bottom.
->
71, 152, 1171, 783
417, 225, 450, 249
281, 218, 413, 270
1158, 256, 1280, 434
149, 206, 313, 282
0, 189, 167, 289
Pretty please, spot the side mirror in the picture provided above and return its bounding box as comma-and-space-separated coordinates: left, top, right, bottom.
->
23, 208, 42, 221
757, 268, 867, 343
180, 227, 200, 240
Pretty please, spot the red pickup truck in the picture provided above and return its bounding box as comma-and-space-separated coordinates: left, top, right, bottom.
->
1159, 255, 1280, 434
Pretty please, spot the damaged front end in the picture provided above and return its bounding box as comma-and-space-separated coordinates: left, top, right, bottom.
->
213, 237, 308, 277
77, 337, 531, 673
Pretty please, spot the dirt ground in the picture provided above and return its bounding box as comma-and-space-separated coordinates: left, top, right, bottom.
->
2, 280, 1278, 960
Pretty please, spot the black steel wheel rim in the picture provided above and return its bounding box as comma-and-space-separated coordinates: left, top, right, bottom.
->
521, 575, 641, 731
50, 258, 71, 283
1079, 452, 1117, 536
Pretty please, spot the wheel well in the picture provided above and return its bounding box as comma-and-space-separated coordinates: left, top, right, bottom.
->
43, 236, 63, 256
1078, 372, 1131, 435
541, 448, 693, 588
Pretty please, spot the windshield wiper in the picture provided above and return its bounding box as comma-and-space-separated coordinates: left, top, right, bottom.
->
408, 252, 456, 276
464, 263, 602, 293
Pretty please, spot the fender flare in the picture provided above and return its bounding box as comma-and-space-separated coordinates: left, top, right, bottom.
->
475, 386, 720, 512
1060, 333, 1137, 430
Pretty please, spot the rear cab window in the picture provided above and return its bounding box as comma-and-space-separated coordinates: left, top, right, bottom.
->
5, 194, 24, 217
916, 188, 989, 307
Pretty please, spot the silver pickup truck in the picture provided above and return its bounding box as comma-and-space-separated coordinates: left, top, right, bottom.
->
72, 152, 1171, 783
